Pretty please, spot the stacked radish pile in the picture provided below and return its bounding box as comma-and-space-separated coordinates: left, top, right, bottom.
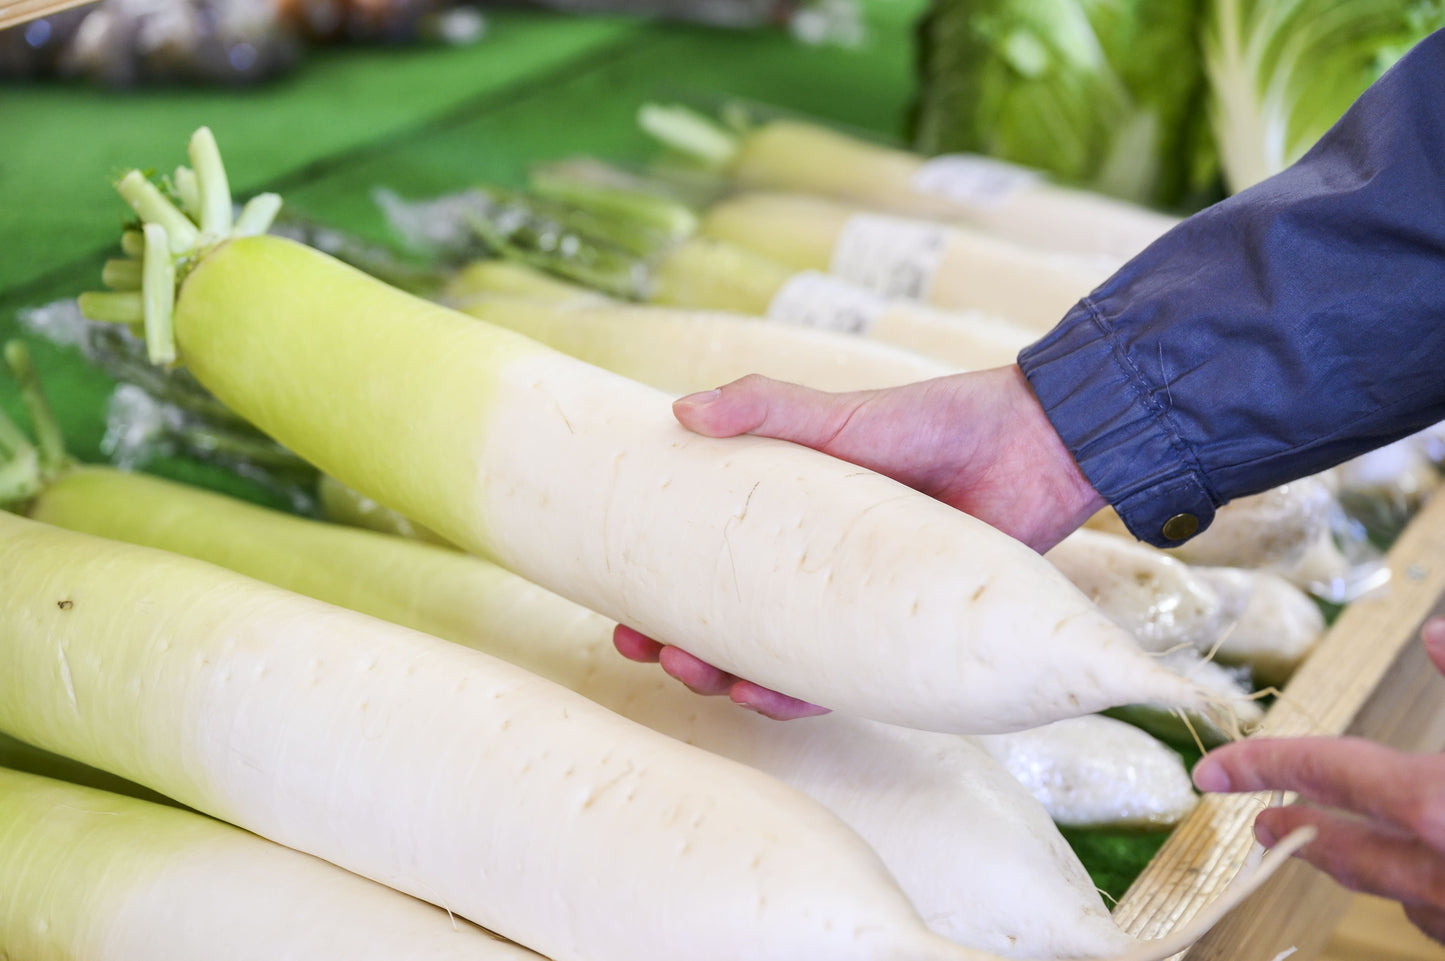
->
0, 127, 1327, 961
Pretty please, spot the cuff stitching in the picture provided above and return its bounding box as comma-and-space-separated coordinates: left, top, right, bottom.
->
1078, 297, 1222, 506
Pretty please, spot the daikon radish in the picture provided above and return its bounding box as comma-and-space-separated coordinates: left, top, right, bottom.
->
1, 352, 1308, 960
453, 294, 958, 393
0, 513, 1309, 961
760, 272, 1036, 369
1154, 650, 1264, 735
16, 458, 1293, 958
0, 344, 1133, 952
11, 460, 1120, 957
79, 128, 1222, 734
639, 105, 1179, 260
447, 240, 1035, 371
1043, 532, 1262, 744
417, 190, 1042, 370
524, 163, 1113, 331
0, 768, 539, 961
0, 510, 964, 961
1045, 522, 1323, 686
978, 717, 1197, 829
1046, 529, 1229, 654
699, 191, 1118, 330
1191, 568, 1325, 686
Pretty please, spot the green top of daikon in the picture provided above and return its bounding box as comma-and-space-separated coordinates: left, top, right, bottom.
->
0, 341, 70, 507
78, 127, 283, 368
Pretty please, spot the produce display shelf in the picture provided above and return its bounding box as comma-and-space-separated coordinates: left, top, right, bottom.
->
1116, 489, 1445, 960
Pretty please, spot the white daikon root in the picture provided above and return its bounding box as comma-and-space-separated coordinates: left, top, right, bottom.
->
456, 294, 957, 394
0, 768, 540, 961
19, 467, 1135, 960
978, 716, 1197, 829
1191, 567, 1326, 686
1047, 529, 1229, 653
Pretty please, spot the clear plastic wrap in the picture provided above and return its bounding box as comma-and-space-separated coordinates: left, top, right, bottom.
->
1045, 528, 1231, 654
20, 299, 319, 509
1049, 528, 1327, 687
1268, 507, 1390, 604
1158, 477, 1335, 569
1190, 567, 1326, 687
1086, 474, 1388, 603
1331, 437, 1442, 543
21, 299, 244, 425
103, 385, 319, 512
977, 715, 1198, 830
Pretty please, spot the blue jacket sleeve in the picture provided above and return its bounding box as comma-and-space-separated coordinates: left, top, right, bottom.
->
1017, 28, 1445, 548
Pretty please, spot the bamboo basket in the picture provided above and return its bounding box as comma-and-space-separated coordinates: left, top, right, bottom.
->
1114, 490, 1445, 960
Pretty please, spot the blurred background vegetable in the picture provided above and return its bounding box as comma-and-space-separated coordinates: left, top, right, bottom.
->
913, 0, 1445, 207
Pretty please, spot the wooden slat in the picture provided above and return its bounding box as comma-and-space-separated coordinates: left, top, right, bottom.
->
1323, 895, 1445, 961
0, 0, 94, 31
1113, 489, 1445, 960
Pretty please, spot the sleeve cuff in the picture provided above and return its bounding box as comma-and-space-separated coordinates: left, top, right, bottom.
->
1017, 298, 1219, 548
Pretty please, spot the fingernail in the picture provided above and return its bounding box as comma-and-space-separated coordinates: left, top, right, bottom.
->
1254, 821, 1277, 847
675, 389, 720, 408
1193, 757, 1232, 794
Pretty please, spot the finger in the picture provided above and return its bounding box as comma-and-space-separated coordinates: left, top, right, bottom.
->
1195, 737, 1445, 843
1404, 902, 1445, 945
613, 624, 663, 663
1254, 805, 1445, 909
1424, 616, 1445, 676
730, 680, 831, 721
673, 375, 867, 446
658, 645, 737, 697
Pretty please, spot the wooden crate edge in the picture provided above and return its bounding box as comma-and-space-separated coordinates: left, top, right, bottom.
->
1112, 489, 1445, 957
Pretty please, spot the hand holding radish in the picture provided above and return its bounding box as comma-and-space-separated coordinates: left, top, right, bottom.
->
615, 366, 1107, 718
1192, 617, 1445, 945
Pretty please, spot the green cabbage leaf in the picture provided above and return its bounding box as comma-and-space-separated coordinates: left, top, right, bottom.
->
1205, 0, 1445, 192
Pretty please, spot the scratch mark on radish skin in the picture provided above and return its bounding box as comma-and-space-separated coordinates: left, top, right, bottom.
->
720, 482, 761, 601
601, 452, 625, 576
580, 761, 636, 810
552, 399, 575, 435
58, 645, 77, 709
738, 481, 760, 522
799, 496, 906, 574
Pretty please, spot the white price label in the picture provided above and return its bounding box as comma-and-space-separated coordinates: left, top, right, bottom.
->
911, 155, 1039, 209
766, 272, 887, 336
830, 214, 948, 301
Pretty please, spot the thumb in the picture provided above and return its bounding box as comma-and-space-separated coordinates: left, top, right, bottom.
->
1423, 616, 1445, 677
672, 374, 867, 448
